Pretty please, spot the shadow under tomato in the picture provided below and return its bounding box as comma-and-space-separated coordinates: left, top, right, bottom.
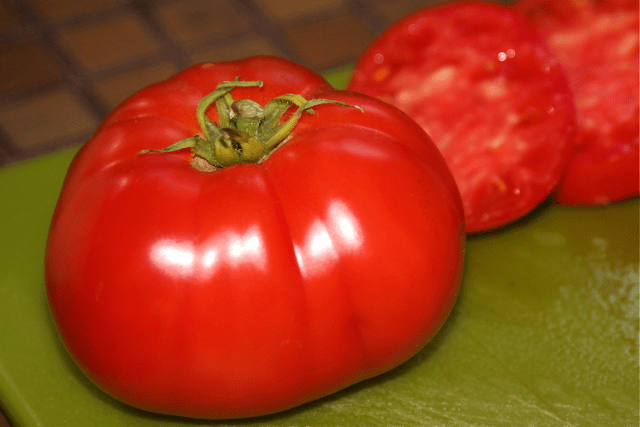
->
468, 196, 554, 240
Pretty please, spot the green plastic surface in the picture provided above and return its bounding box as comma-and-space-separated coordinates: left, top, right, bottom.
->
0, 68, 638, 426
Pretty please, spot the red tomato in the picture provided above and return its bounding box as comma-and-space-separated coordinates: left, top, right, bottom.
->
515, 0, 639, 205
348, 1, 576, 233
45, 56, 465, 419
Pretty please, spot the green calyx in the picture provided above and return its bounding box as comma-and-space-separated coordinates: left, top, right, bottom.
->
140, 78, 362, 171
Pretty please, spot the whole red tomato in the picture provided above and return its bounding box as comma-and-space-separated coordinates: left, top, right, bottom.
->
45, 56, 465, 419
348, 1, 576, 233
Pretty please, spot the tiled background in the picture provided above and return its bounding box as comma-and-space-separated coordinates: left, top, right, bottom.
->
0, 0, 496, 170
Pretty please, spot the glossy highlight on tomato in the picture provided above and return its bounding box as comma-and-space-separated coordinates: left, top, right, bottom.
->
45, 56, 465, 419
348, 1, 577, 233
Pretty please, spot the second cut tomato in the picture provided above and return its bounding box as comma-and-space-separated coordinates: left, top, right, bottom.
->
515, 0, 639, 205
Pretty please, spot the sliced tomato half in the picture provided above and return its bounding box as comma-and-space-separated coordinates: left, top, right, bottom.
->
348, 1, 576, 233
515, 0, 639, 205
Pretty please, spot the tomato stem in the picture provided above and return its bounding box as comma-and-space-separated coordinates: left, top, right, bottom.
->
140, 78, 362, 170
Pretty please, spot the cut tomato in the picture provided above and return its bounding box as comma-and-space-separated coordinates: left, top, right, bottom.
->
348, 1, 576, 233
515, 0, 639, 205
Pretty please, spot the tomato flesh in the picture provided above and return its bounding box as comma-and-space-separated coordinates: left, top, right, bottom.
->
348, 1, 576, 233
515, 0, 639, 205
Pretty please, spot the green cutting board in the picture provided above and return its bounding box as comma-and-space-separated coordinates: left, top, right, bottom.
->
0, 68, 638, 427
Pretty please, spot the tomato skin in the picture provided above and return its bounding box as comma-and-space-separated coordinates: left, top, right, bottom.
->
347, 1, 577, 233
45, 57, 465, 418
515, 0, 639, 205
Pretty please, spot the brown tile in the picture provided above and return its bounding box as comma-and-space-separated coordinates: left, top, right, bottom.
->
26, 0, 119, 21
155, 0, 251, 46
284, 14, 372, 71
0, 89, 98, 150
0, 0, 20, 32
189, 36, 283, 65
254, 0, 346, 22
94, 62, 179, 109
0, 40, 61, 93
58, 13, 161, 72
